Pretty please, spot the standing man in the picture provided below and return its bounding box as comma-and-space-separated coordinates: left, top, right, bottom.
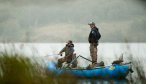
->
88, 22, 101, 67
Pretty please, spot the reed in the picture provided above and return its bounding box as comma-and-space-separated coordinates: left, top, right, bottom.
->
0, 51, 77, 84
0, 45, 146, 84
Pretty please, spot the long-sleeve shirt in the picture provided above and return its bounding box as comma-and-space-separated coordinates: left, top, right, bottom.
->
88, 27, 101, 43
59, 44, 74, 57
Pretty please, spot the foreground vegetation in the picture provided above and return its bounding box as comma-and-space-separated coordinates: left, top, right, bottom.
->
0, 52, 77, 84
0, 51, 146, 84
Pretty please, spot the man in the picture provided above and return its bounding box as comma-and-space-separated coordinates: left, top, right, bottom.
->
57, 40, 77, 68
88, 22, 101, 67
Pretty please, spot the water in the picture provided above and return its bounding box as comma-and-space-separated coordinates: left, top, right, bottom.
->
77, 79, 129, 84
0, 43, 145, 65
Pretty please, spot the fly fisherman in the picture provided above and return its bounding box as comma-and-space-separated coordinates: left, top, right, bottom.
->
88, 22, 101, 68
57, 40, 77, 68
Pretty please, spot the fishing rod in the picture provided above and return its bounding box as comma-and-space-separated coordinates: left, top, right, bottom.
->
44, 54, 60, 57
31, 54, 60, 59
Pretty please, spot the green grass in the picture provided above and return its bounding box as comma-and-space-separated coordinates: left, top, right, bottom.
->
126, 54, 146, 84
0, 50, 146, 84
0, 52, 77, 84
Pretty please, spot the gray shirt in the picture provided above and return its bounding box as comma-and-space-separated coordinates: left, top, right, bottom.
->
59, 45, 74, 57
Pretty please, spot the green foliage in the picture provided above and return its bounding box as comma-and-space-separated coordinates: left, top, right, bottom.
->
0, 52, 77, 84
0, 49, 146, 84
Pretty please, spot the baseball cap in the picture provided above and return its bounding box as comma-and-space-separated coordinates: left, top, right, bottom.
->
88, 22, 95, 25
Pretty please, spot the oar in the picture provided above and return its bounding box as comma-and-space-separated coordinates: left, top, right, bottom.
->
79, 55, 93, 63
64, 55, 81, 68
62, 55, 92, 69
56, 55, 81, 75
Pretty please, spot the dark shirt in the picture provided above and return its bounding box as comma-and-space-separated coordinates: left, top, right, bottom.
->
88, 27, 101, 43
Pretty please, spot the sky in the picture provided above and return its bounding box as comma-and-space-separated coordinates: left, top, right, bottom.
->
0, 0, 146, 42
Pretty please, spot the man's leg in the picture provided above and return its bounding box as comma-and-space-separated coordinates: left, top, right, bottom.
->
93, 43, 97, 64
90, 43, 94, 64
90, 43, 98, 64
71, 54, 78, 68
57, 57, 66, 68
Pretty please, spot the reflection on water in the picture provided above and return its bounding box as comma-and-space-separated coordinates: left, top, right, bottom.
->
77, 79, 128, 84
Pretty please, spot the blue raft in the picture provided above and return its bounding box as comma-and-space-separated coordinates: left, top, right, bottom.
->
47, 62, 131, 78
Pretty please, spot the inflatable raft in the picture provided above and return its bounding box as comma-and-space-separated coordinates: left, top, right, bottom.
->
47, 61, 132, 79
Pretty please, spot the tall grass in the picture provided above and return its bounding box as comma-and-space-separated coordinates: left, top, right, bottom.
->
0, 52, 77, 84
122, 44, 146, 84
1, 52, 146, 84
126, 54, 146, 84
0, 43, 146, 84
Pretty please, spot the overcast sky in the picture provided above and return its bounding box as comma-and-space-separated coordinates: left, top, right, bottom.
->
0, 0, 146, 42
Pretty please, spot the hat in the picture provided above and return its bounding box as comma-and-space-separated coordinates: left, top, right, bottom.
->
88, 22, 95, 25
66, 40, 73, 44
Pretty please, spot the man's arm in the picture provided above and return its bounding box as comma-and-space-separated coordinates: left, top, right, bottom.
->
92, 28, 101, 41
91, 30, 97, 40
59, 47, 66, 55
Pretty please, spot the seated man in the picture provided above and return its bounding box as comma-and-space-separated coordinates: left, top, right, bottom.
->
57, 40, 77, 68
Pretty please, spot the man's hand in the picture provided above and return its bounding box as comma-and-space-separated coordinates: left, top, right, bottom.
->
58, 53, 62, 56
